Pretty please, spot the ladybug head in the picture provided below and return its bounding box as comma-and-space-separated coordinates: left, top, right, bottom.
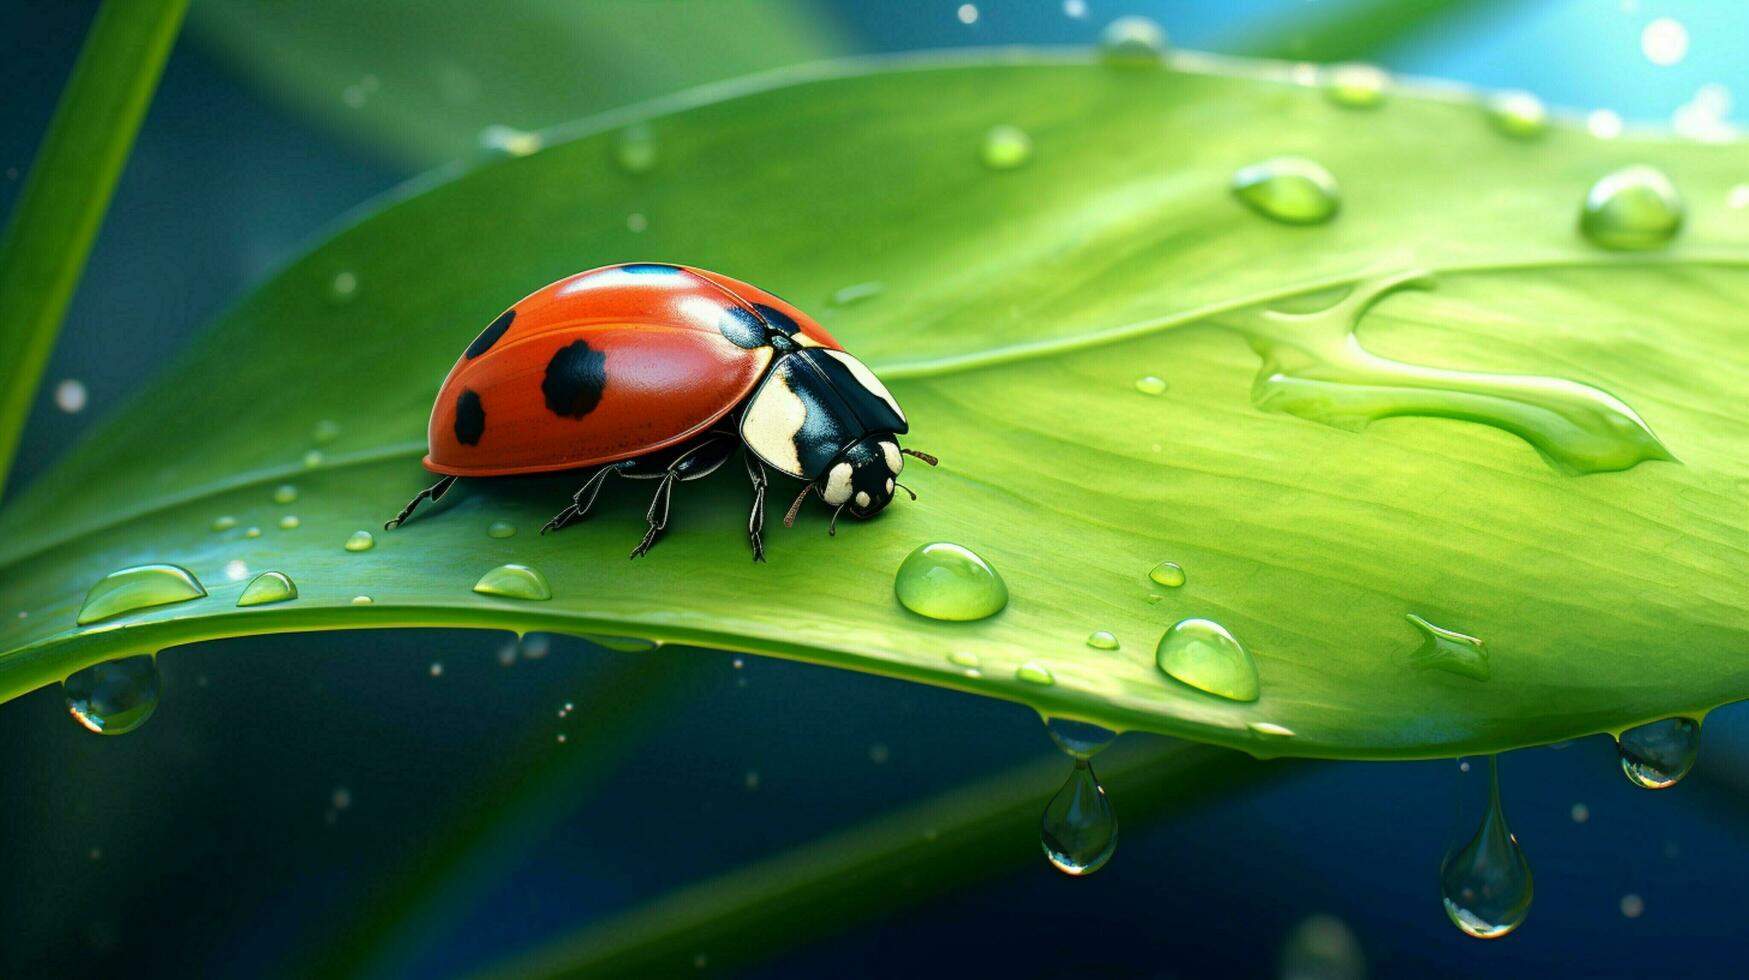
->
782, 437, 938, 532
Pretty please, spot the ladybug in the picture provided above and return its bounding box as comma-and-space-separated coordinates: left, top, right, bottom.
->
384, 262, 935, 560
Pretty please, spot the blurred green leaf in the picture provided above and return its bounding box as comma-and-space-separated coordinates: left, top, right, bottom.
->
1, 53, 1746, 761
1227, 0, 1513, 62
187, 0, 849, 167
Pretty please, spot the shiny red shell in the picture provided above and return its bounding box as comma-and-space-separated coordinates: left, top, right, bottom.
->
424, 263, 841, 477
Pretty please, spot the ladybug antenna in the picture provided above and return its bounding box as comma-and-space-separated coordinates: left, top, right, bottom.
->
900, 448, 938, 466
828, 504, 847, 536
782, 484, 813, 528
894, 482, 917, 501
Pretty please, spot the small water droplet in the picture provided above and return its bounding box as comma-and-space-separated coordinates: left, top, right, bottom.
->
1045, 717, 1117, 759
54, 378, 87, 413
1580, 165, 1683, 250
1249, 721, 1294, 737
278, 515, 301, 530
1570, 802, 1590, 824
329, 272, 357, 301
1406, 613, 1489, 680
830, 281, 884, 306
430, 661, 444, 677
981, 124, 1032, 171
343, 530, 375, 552
479, 124, 542, 156
311, 419, 341, 443
1098, 16, 1167, 67
76, 564, 207, 625
1620, 893, 1645, 919
237, 571, 298, 607
272, 484, 298, 504
244, 526, 262, 539
63, 655, 160, 734
485, 519, 517, 539
302, 449, 324, 468
1085, 630, 1120, 650
1016, 662, 1055, 686
1616, 716, 1699, 789
947, 650, 982, 675
1147, 561, 1185, 588
211, 515, 238, 531
626, 211, 648, 233
894, 542, 1007, 621
1041, 759, 1117, 874
1486, 90, 1549, 138
613, 122, 659, 174
1440, 757, 1533, 939
1232, 156, 1340, 225
1325, 63, 1389, 108
351, 595, 373, 605
473, 564, 553, 601
1134, 375, 1167, 395
1155, 618, 1259, 702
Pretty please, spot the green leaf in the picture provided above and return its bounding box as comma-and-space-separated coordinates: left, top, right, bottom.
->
2, 52, 1746, 760
187, 0, 848, 168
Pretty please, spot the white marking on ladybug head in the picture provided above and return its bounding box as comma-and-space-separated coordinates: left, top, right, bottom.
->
740, 367, 807, 477
886, 478, 894, 494
855, 491, 872, 509
880, 440, 902, 475
823, 462, 854, 505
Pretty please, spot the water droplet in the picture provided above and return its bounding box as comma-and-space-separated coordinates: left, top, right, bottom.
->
1570, 802, 1590, 824
1616, 716, 1700, 789
1045, 717, 1117, 759
1406, 613, 1489, 680
479, 124, 542, 156
54, 378, 87, 413
831, 281, 884, 306
1155, 618, 1259, 702
947, 650, 981, 675
351, 595, 373, 605
311, 419, 340, 443
278, 515, 300, 530
237, 571, 298, 607
272, 484, 298, 504
1440, 757, 1533, 939
343, 530, 375, 552
63, 655, 159, 734
1085, 630, 1119, 650
1641, 16, 1688, 66
613, 122, 659, 174
211, 515, 238, 531
1134, 375, 1167, 395
222, 560, 249, 582
981, 124, 1032, 171
76, 564, 207, 625
626, 211, 648, 233
1486, 90, 1548, 139
1016, 662, 1054, 686
1279, 914, 1366, 980
1148, 561, 1185, 588
329, 272, 357, 301
429, 661, 444, 677
302, 449, 323, 468
1580, 165, 1683, 250
956, 3, 978, 25
1325, 63, 1389, 108
1249, 721, 1294, 737
1098, 16, 1167, 67
244, 526, 262, 539
1232, 156, 1340, 225
1620, 893, 1645, 919
1041, 760, 1117, 875
894, 543, 1007, 621
485, 519, 517, 539
473, 564, 553, 601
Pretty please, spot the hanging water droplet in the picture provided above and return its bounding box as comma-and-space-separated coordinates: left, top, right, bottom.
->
1325, 63, 1389, 108
1616, 716, 1700, 789
1041, 759, 1117, 875
311, 419, 341, 443
1440, 756, 1533, 939
473, 564, 553, 601
211, 515, 238, 532
1085, 630, 1120, 650
1232, 157, 1340, 225
76, 564, 207, 625
613, 122, 659, 174
981, 124, 1032, 171
278, 515, 301, 530
894, 542, 1008, 621
1486, 90, 1549, 139
1134, 375, 1167, 395
237, 571, 298, 607
1098, 16, 1167, 67
343, 530, 375, 552
486, 519, 516, 539
1148, 560, 1185, 588
1016, 662, 1054, 686
1580, 165, 1683, 250
1155, 618, 1259, 702
830, 281, 884, 306
1406, 613, 1490, 680
272, 484, 298, 505
63, 655, 160, 734
1045, 717, 1117, 759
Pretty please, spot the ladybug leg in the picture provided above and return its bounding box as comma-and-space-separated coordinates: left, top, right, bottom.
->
541, 464, 625, 535
384, 475, 457, 530
743, 453, 768, 563
629, 471, 678, 559
626, 433, 737, 558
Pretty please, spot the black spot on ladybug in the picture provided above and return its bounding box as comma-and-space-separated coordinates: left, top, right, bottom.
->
753, 303, 800, 335
465, 309, 515, 359
621, 263, 682, 275
718, 305, 764, 349
454, 389, 486, 445
542, 340, 608, 419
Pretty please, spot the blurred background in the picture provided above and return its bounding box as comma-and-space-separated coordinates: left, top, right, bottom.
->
3, 1, 1747, 976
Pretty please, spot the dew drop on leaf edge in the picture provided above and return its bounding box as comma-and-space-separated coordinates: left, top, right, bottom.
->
1086, 630, 1120, 650
1148, 560, 1186, 588
1580, 165, 1683, 251
76, 564, 207, 626
1155, 617, 1259, 702
1232, 156, 1340, 225
344, 530, 375, 552
487, 519, 517, 539
237, 571, 298, 607
1325, 63, 1389, 108
473, 563, 554, 601
894, 542, 1008, 621
981, 124, 1032, 171
1098, 15, 1168, 67
1616, 716, 1700, 789
63, 654, 160, 735
1045, 717, 1117, 759
1486, 89, 1549, 139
